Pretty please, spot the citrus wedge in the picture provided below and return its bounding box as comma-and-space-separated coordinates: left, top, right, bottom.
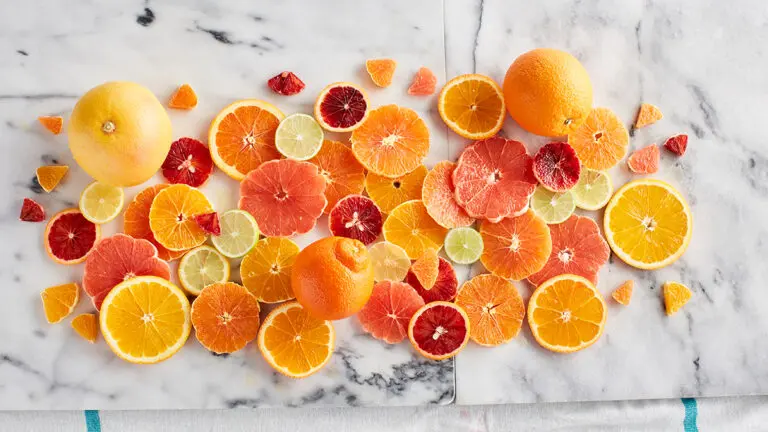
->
663, 281, 692, 315
178, 245, 230, 296
36, 165, 68, 193
41, 282, 79, 324
79, 181, 124, 224
71, 313, 98, 343
438, 74, 505, 140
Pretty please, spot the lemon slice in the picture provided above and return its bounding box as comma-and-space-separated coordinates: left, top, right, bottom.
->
178, 245, 230, 295
572, 169, 612, 211
368, 241, 411, 282
211, 210, 260, 258
275, 113, 324, 160
79, 181, 124, 223
444, 227, 483, 265
529, 186, 575, 224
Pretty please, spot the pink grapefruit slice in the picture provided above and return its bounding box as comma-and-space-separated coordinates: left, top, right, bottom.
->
422, 161, 475, 229
357, 280, 425, 344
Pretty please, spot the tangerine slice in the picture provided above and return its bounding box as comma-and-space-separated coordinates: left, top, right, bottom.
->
314, 82, 369, 132
568, 107, 629, 170
19, 198, 45, 222
41, 282, 79, 324
191, 282, 261, 354
168, 84, 198, 110
612, 280, 634, 306
410, 248, 439, 290
71, 313, 98, 343
161, 137, 214, 187
627, 144, 660, 174
238, 159, 327, 237
208, 99, 284, 180
357, 281, 424, 344
308, 140, 366, 214
405, 256, 458, 303
480, 210, 551, 281
422, 161, 475, 229
455, 274, 525, 346
528, 214, 610, 287
408, 67, 437, 96
149, 184, 213, 251
350, 104, 429, 179
38, 116, 63, 134
123, 184, 184, 261
453, 137, 537, 222
634, 103, 663, 129
532, 142, 581, 192
663, 281, 691, 315
408, 302, 469, 360
365, 164, 427, 213
437, 74, 505, 140
365, 59, 397, 88
241, 237, 300, 303
328, 195, 383, 245
44, 209, 100, 265
36, 165, 68, 193
382, 200, 447, 260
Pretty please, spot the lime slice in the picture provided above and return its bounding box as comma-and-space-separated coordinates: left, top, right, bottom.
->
444, 227, 483, 265
78, 181, 124, 223
178, 245, 230, 295
275, 113, 324, 160
572, 169, 613, 211
530, 186, 575, 224
368, 241, 411, 282
211, 210, 260, 258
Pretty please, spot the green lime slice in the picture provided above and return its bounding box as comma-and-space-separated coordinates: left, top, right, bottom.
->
178, 245, 230, 295
275, 113, 324, 160
444, 227, 483, 265
572, 169, 613, 211
368, 241, 411, 282
211, 210, 260, 259
530, 186, 575, 224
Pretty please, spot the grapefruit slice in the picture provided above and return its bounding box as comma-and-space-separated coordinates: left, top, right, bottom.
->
71, 313, 98, 343
19, 198, 45, 222
634, 103, 663, 129
36, 165, 68, 193
409, 249, 439, 290
44, 209, 100, 265
314, 82, 369, 132
408, 67, 437, 96
664, 134, 688, 156
41, 282, 79, 324
357, 281, 425, 344
405, 257, 458, 303
365, 59, 397, 88
308, 140, 366, 214
568, 107, 629, 170
241, 237, 300, 303
191, 282, 261, 354
123, 184, 184, 261
149, 184, 213, 251
627, 144, 660, 174
408, 302, 469, 360
382, 200, 447, 259
532, 142, 581, 192
528, 214, 610, 286
38, 116, 63, 134
422, 161, 475, 229
480, 210, 551, 280
238, 159, 327, 237
83, 234, 171, 309
453, 137, 537, 222
168, 84, 198, 110
366, 165, 427, 214
455, 274, 525, 346
161, 137, 214, 187
437, 74, 505, 140
612, 280, 634, 306
328, 195, 383, 245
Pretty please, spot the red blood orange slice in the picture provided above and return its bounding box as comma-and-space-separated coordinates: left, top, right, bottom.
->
527, 214, 610, 286
405, 257, 458, 303
314, 82, 369, 132
408, 67, 437, 96
44, 209, 100, 265
83, 234, 171, 309
20, 198, 45, 222
664, 134, 688, 156
267, 71, 305, 96
533, 142, 581, 192
357, 280, 425, 344
627, 144, 660, 174
123, 184, 185, 261
410, 248, 439, 290
161, 137, 214, 187
308, 140, 366, 214
480, 210, 552, 280
239, 158, 327, 237
328, 195, 383, 245
453, 137, 537, 222
408, 301, 470, 360
422, 161, 475, 229
193, 212, 220, 236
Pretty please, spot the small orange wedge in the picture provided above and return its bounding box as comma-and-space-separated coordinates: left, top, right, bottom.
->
168, 84, 198, 110
71, 313, 98, 343
663, 281, 692, 315
410, 248, 439, 290
36, 165, 68, 193
38, 116, 63, 135
612, 280, 634, 306
366, 59, 397, 87
41, 282, 79, 324
634, 103, 663, 129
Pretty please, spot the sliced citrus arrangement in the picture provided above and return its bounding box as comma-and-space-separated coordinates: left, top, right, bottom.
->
123, 184, 184, 261
275, 113, 324, 160
612, 280, 634, 306
410, 248, 439, 290
178, 245, 230, 296
368, 241, 411, 282
438, 74, 505, 140
455, 274, 525, 347
71, 313, 98, 343
328, 195, 383, 245
314, 82, 369, 132
208, 99, 284, 180
19, 198, 45, 222
36, 165, 68, 193
257, 301, 335, 378
168, 83, 198, 110
568, 107, 629, 170
350, 104, 429, 178
365, 164, 428, 213
444, 227, 483, 265
357, 281, 424, 344
453, 137, 537, 222
365, 59, 397, 88
528, 214, 610, 286
38, 115, 63, 134
40, 282, 79, 324
663, 281, 692, 316
604, 179, 692, 270
191, 282, 260, 354
308, 140, 366, 214
532, 142, 581, 192
422, 161, 474, 229
572, 169, 612, 211
408, 301, 469, 360
149, 184, 213, 251
382, 200, 448, 259
161, 137, 214, 187
210, 209, 260, 259
527, 274, 606, 353
241, 237, 299, 303
405, 257, 458, 303
408, 67, 437, 96
79, 181, 124, 224
529, 186, 576, 225
100, 276, 190, 364
44, 209, 100, 265
480, 210, 551, 280
627, 144, 660, 174
239, 159, 326, 237
634, 103, 663, 129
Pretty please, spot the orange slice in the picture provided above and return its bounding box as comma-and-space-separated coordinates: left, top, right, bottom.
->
527, 274, 606, 353
41, 282, 79, 324
123, 184, 185, 261
663, 281, 691, 315
568, 107, 629, 170
480, 210, 552, 280
350, 104, 429, 178
257, 301, 335, 378
410, 248, 439, 290
366, 59, 397, 87
36, 165, 68, 193
191, 282, 261, 354
149, 184, 213, 251
365, 164, 427, 213
382, 200, 448, 259
455, 274, 525, 346
438, 74, 505, 140
71, 313, 98, 343
308, 140, 365, 214
612, 280, 634, 306
240, 237, 300, 303
208, 99, 284, 180
168, 84, 198, 110
38, 116, 63, 135
634, 103, 663, 129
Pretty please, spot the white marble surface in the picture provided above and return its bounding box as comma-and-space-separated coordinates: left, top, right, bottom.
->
450, 0, 768, 404
0, 0, 454, 409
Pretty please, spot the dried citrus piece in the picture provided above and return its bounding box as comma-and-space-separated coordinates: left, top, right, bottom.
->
480, 210, 551, 280
438, 74, 505, 140
365, 164, 427, 213
149, 184, 213, 251
38, 116, 63, 134
350, 104, 429, 178
36, 165, 68, 193
161, 137, 214, 187
241, 237, 299, 303
572, 169, 613, 211
532, 142, 581, 192
79, 181, 124, 224
45, 209, 100, 265
627, 144, 660, 174
612, 280, 634, 306
604, 179, 692, 270
357, 281, 424, 344
314, 82, 369, 132
410, 248, 439, 290
455, 274, 525, 347
191, 282, 260, 354
664, 134, 688, 156
406, 256, 458, 303
408, 302, 469, 360
663, 281, 691, 315
178, 245, 230, 296
529, 186, 575, 225
123, 184, 184, 261
19, 198, 45, 222
383, 200, 447, 259
422, 161, 475, 229
41, 282, 79, 324
168, 84, 198, 110
309, 140, 366, 214
444, 227, 483, 265
276, 113, 324, 160
568, 107, 629, 170
634, 103, 663, 129
408, 67, 437, 96
328, 195, 383, 245
368, 241, 411, 282
365, 59, 397, 88
71, 313, 98, 343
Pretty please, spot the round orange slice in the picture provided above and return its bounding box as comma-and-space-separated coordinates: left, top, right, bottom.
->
382, 200, 448, 259
240, 237, 300, 303
191, 282, 261, 354
455, 274, 525, 347
568, 107, 629, 170
480, 210, 552, 280
365, 164, 427, 213
308, 140, 366, 214
124, 184, 184, 261
208, 99, 284, 180
438, 74, 505, 140
149, 184, 213, 251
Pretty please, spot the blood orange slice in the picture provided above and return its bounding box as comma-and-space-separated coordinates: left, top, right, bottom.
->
408, 67, 437, 96
123, 184, 184, 261
405, 257, 458, 303
382, 200, 447, 259
328, 195, 383, 245
314, 82, 369, 132
365, 165, 427, 213
453, 137, 537, 222
455, 274, 525, 346
357, 281, 425, 344
422, 161, 475, 229
191, 282, 261, 354
365, 59, 397, 88
239, 158, 327, 237
193, 212, 220, 236
350, 104, 429, 178
308, 140, 366, 214
208, 99, 284, 180
44, 209, 100, 265
480, 210, 552, 280
267, 71, 305, 96
149, 184, 213, 251
409, 248, 439, 290
19, 198, 45, 222
83, 234, 171, 309
528, 214, 610, 286
627, 144, 660, 174
664, 134, 688, 156
161, 137, 214, 187
533, 142, 581, 192
408, 301, 470, 360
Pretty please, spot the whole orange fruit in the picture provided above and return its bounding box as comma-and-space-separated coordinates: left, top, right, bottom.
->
503, 48, 593, 137
68, 82, 173, 187
292, 237, 374, 321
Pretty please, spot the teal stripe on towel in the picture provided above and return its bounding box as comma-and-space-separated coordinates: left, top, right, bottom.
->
682, 398, 699, 432
84, 410, 101, 432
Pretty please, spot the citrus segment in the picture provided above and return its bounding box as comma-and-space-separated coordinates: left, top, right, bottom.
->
529, 186, 576, 225
44, 209, 100, 265
276, 113, 324, 160
328, 195, 383, 245
382, 200, 447, 260
408, 302, 469, 360
572, 169, 613, 211
365, 165, 427, 214
444, 227, 483, 265
480, 210, 551, 280
634, 103, 663, 129
663, 281, 692, 316
178, 245, 230, 296
368, 241, 411, 282
437, 74, 505, 140
191, 282, 260, 354
19, 198, 45, 222
193, 212, 220, 236
455, 274, 525, 346
267, 71, 306, 96
612, 280, 634, 306
308, 140, 366, 214
314, 82, 369, 132
38, 116, 63, 134
241, 237, 299, 303
421, 161, 475, 229
627, 144, 660, 174
410, 249, 439, 290
365, 59, 397, 88
407, 67, 437, 96
161, 137, 214, 187
406, 257, 458, 303
149, 184, 213, 251
36, 165, 68, 193
168, 84, 198, 110
41, 283, 79, 324
532, 142, 581, 192
568, 107, 629, 170
123, 184, 184, 261
71, 313, 98, 343
664, 134, 688, 156
357, 281, 424, 344
211, 210, 260, 259
79, 181, 124, 224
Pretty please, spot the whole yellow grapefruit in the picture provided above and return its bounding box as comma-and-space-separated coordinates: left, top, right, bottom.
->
68, 82, 172, 187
